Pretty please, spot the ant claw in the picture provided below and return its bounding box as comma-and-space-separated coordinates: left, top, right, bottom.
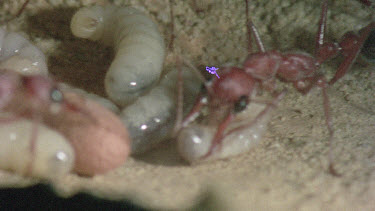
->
328, 163, 342, 177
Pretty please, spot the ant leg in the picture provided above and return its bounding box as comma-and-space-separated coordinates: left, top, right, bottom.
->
1, 0, 30, 24
172, 57, 208, 136
14, 0, 30, 19
295, 76, 340, 176
328, 22, 375, 85
225, 90, 287, 137
201, 112, 235, 159
244, 0, 265, 53
168, 0, 175, 51
314, 0, 342, 64
179, 94, 207, 130
315, 0, 328, 56
200, 90, 286, 160
317, 79, 340, 176
24, 114, 40, 176
173, 58, 184, 135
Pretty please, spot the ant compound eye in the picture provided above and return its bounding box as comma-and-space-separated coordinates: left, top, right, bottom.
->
200, 83, 207, 93
200, 79, 213, 94
50, 88, 63, 103
362, 29, 375, 62
234, 95, 249, 113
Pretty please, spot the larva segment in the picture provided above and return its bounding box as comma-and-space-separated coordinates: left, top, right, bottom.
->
0, 28, 48, 76
177, 101, 271, 163
120, 67, 201, 154
0, 118, 75, 179
71, 5, 165, 106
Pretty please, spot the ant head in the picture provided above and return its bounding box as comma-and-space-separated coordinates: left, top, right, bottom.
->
22, 75, 63, 105
208, 67, 256, 106
0, 69, 19, 107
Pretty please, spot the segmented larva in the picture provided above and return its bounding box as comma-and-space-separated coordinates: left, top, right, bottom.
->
0, 27, 48, 76
177, 91, 285, 163
70, 5, 165, 106
0, 117, 75, 179
177, 101, 270, 163
121, 67, 201, 154
58, 83, 120, 114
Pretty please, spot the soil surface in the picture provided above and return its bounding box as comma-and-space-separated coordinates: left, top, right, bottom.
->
1, 0, 374, 210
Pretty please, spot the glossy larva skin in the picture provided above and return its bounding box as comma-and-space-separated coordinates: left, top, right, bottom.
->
0, 68, 131, 176
121, 68, 201, 154
70, 5, 165, 106
177, 100, 272, 163
0, 118, 75, 180
58, 83, 120, 114
0, 27, 47, 76
44, 92, 132, 176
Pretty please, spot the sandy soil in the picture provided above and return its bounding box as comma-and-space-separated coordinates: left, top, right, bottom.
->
0, 0, 375, 210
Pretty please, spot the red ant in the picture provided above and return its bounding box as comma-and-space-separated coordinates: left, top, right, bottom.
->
174, 0, 375, 176
0, 69, 80, 175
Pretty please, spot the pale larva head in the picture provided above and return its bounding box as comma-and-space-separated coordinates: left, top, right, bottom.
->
70, 6, 105, 41
26, 119, 75, 179
32, 129, 75, 180
177, 124, 215, 163
0, 120, 74, 180
0, 69, 19, 108
105, 62, 159, 106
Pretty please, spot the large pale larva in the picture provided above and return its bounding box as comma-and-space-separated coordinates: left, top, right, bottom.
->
70, 5, 165, 106
177, 91, 285, 164
58, 83, 120, 114
0, 68, 131, 177
177, 102, 270, 163
121, 67, 201, 154
0, 117, 75, 180
0, 27, 48, 76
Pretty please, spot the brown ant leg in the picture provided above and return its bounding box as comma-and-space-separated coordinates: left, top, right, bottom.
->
24, 114, 40, 176
225, 90, 286, 137
201, 112, 235, 159
294, 75, 340, 176
168, 0, 175, 51
173, 57, 184, 135
245, 0, 265, 53
314, 1, 375, 85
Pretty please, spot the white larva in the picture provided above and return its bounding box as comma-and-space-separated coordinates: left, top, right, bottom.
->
177, 99, 274, 163
70, 5, 165, 106
0, 117, 75, 180
120, 67, 201, 154
0, 27, 48, 76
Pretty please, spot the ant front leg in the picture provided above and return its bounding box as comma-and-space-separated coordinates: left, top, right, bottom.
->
0, 0, 30, 24
175, 93, 207, 135
24, 113, 41, 176
200, 112, 235, 159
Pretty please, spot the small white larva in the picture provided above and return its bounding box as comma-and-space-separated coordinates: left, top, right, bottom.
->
0, 118, 75, 180
70, 5, 165, 106
120, 67, 201, 154
0, 27, 48, 76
